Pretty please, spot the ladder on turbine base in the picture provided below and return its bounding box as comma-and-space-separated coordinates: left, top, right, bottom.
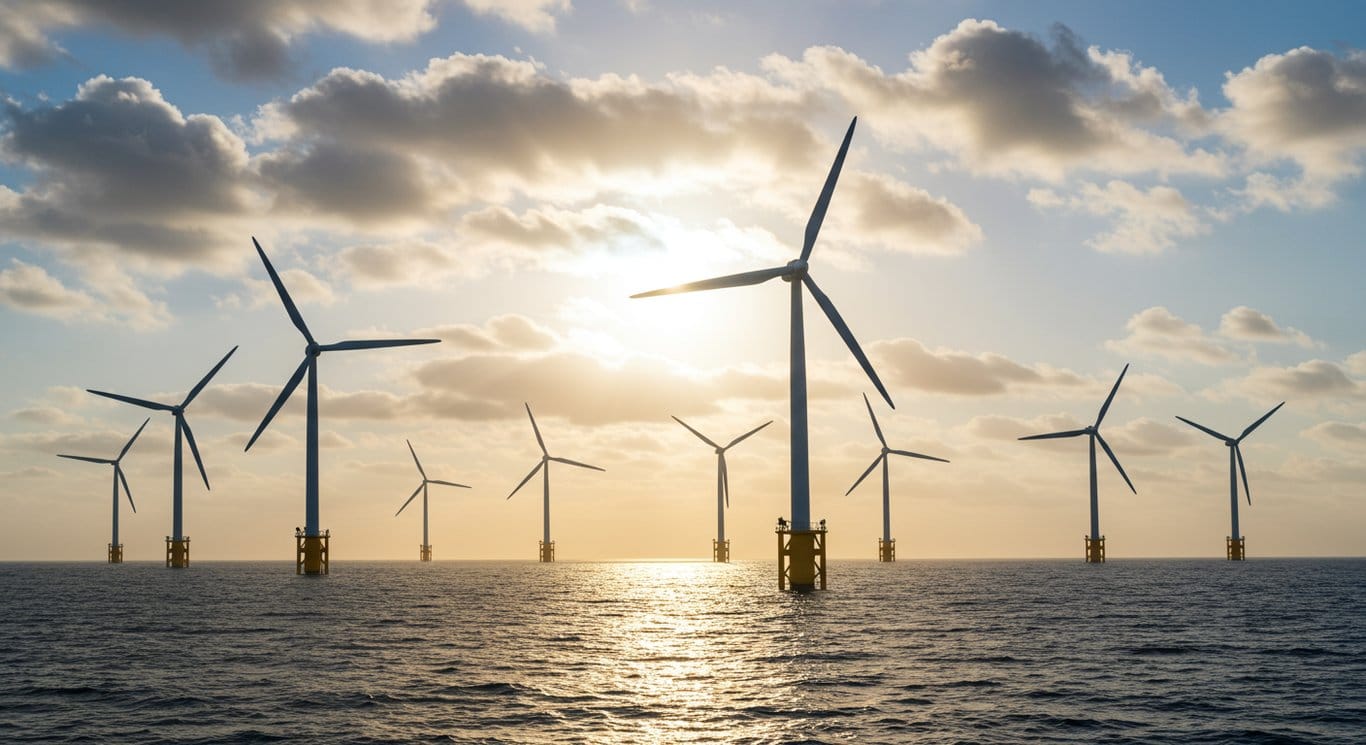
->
296, 529, 329, 575
420, 544, 432, 562
777, 520, 827, 591
1227, 536, 1246, 561
878, 538, 895, 562
108, 543, 123, 563
1085, 535, 1105, 563
713, 538, 730, 563
166, 537, 190, 568
539, 540, 555, 563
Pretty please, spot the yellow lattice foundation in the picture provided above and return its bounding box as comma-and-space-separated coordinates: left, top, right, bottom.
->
296, 529, 329, 575
1226, 536, 1245, 561
539, 540, 555, 563
420, 544, 433, 562
878, 538, 895, 562
1085, 535, 1105, 563
777, 521, 827, 591
166, 537, 190, 568
713, 538, 730, 563
108, 543, 123, 564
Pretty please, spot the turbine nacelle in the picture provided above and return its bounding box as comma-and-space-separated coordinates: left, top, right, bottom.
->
780, 259, 809, 282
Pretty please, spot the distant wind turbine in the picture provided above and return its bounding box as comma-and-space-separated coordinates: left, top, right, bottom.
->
89, 346, 237, 568
395, 439, 470, 562
1175, 402, 1284, 560
1019, 364, 1136, 563
506, 403, 604, 562
56, 418, 149, 563
632, 117, 890, 590
845, 393, 948, 562
673, 415, 772, 562
246, 237, 440, 574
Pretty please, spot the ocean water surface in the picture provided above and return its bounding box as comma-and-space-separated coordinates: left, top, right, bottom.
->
1, 559, 1363, 744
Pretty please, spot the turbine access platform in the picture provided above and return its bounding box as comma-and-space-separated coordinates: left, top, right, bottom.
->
777, 518, 827, 591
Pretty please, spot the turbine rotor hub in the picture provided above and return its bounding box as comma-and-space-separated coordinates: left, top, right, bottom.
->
307, 343, 320, 356
780, 259, 809, 282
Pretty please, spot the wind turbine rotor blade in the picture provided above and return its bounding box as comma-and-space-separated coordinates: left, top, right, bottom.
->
1174, 415, 1231, 442
1235, 445, 1252, 505
182, 346, 238, 408
725, 420, 773, 449
428, 479, 472, 489
1095, 363, 1130, 426
180, 418, 211, 490
672, 416, 719, 448
1239, 401, 1285, 442
889, 448, 950, 464
245, 356, 308, 451
87, 390, 173, 412
862, 392, 887, 447
549, 456, 605, 472
57, 454, 111, 464
525, 403, 547, 455
318, 339, 441, 352
803, 274, 893, 408
506, 461, 545, 500
118, 417, 151, 461
253, 237, 314, 345
406, 439, 426, 479
799, 116, 856, 262
1095, 433, 1136, 494
395, 483, 423, 516
116, 465, 136, 513
720, 453, 730, 509
1019, 429, 1089, 441
845, 453, 883, 496
630, 265, 791, 299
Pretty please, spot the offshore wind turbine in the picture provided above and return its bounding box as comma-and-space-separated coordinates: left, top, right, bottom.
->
845, 393, 948, 562
56, 418, 149, 563
395, 439, 470, 562
1019, 364, 1136, 563
632, 116, 892, 590
506, 403, 604, 562
89, 347, 237, 568
1175, 402, 1284, 560
673, 416, 772, 562
246, 237, 440, 575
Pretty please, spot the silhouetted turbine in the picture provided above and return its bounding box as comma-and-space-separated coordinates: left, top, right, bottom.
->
1175, 402, 1284, 541
673, 416, 772, 549
507, 403, 604, 548
88, 346, 237, 543
57, 417, 149, 553
845, 393, 948, 546
1019, 364, 1136, 542
632, 117, 890, 531
395, 439, 471, 551
246, 238, 440, 538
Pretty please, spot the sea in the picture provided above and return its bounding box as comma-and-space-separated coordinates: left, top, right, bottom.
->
1, 559, 1362, 744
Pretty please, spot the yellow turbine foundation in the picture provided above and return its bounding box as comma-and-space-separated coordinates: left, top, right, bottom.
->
296, 529, 330, 575
1227, 536, 1246, 561
1085, 535, 1105, 563
420, 544, 433, 562
878, 538, 895, 563
713, 538, 730, 563
777, 521, 827, 591
539, 540, 555, 563
108, 543, 123, 564
165, 537, 190, 568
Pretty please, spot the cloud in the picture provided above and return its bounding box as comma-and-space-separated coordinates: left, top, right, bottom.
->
1028, 180, 1207, 254
1106, 306, 1238, 365
1217, 359, 1364, 403
869, 338, 1093, 395
832, 172, 982, 255
0, 258, 169, 329
463, 0, 571, 34
9, 406, 82, 426
1347, 352, 1366, 377
764, 20, 1222, 181
1217, 306, 1316, 347
1302, 421, 1366, 452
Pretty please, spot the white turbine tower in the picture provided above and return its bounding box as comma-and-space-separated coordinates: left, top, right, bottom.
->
632, 117, 892, 590
56, 418, 149, 563
247, 238, 440, 574
1019, 364, 1136, 563
1175, 402, 1284, 560
673, 416, 772, 562
506, 403, 604, 562
845, 393, 948, 562
395, 439, 471, 562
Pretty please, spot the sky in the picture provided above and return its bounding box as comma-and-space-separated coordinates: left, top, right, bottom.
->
1, 0, 1363, 561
